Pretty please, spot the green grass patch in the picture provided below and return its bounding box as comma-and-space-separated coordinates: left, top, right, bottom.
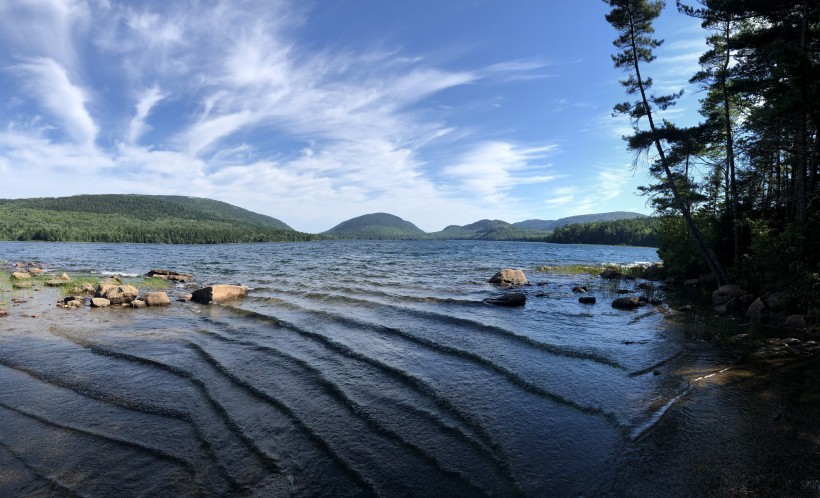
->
536, 263, 646, 278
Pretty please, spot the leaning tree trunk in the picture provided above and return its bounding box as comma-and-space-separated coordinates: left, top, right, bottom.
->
626, 8, 730, 286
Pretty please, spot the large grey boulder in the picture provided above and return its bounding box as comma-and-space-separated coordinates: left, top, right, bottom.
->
488, 269, 528, 288
191, 285, 250, 304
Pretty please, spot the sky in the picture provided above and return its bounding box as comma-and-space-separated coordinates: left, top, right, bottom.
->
0, 0, 709, 233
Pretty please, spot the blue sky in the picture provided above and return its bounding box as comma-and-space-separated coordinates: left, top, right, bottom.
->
0, 0, 708, 232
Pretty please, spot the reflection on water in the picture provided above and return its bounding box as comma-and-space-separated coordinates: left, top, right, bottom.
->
0, 240, 760, 496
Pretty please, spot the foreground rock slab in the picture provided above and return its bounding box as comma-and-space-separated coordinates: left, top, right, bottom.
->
191, 285, 250, 304
483, 293, 526, 307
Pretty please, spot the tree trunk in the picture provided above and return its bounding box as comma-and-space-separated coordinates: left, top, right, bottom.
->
626, 5, 729, 285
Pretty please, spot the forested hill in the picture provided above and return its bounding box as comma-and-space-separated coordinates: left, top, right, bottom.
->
323, 213, 426, 239
514, 212, 647, 231
0, 195, 317, 243
547, 217, 658, 247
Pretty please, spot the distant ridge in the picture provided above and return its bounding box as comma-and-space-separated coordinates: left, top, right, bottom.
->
323, 212, 426, 240
0, 194, 314, 243
513, 211, 647, 231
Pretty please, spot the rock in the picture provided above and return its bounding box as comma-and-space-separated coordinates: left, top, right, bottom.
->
763, 292, 786, 312
62, 299, 84, 309
684, 278, 700, 286
650, 298, 663, 306
782, 337, 801, 347
579, 296, 596, 304
678, 305, 693, 313
714, 305, 728, 315
616, 289, 631, 294
641, 264, 665, 281
27, 267, 43, 275
144, 292, 171, 307
612, 297, 641, 309
91, 298, 111, 308
484, 293, 526, 307
784, 315, 806, 330
191, 285, 250, 304
81, 283, 96, 294
637, 282, 653, 290
147, 269, 194, 282
712, 285, 747, 305
131, 300, 147, 309
63, 296, 86, 305
14, 262, 25, 268
572, 286, 587, 293
95, 284, 139, 305
488, 269, 528, 288
745, 298, 767, 321
178, 294, 193, 302
12, 281, 33, 289
638, 296, 649, 303
600, 269, 623, 279
59, 273, 70, 281
11, 271, 31, 280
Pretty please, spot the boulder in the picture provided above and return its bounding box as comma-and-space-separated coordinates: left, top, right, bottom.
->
144, 292, 171, 307
763, 292, 786, 312
712, 285, 747, 305
12, 281, 33, 289
745, 298, 767, 321
95, 284, 139, 305
27, 267, 43, 275
641, 264, 665, 281
488, 269, 528, 288
44, 280, 66, 287
14, 262, 25, 268
11, 271, 31, 280
63, 296, 86, 305
612, 296, 641, 309
600, 269, 623, 279
191, 285, 250, 304
649, 298, 663, 306
579, 296, 596, 304
684, 278, 700, 286
81, 283, 96, 294
62, 299, 84, 309
59, 273, 70, 281
147, 269, 193, 282
91, 298, 111, 308
637, 282, 653, 290
178, 294, 193, 302
483, 293, 526, 307
572, 286, 587, 293
131, 300, 147, 309
784, 315, 806, 330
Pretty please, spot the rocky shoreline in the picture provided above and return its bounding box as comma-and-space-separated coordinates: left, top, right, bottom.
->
2, 261, 250, 318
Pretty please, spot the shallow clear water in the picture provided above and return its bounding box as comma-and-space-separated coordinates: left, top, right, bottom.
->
0, 240, 727, 496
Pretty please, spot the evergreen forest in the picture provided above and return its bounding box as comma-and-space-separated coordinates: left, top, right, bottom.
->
603, 0, 820, 313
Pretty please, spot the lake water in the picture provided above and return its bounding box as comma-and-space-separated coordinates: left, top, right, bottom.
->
0, 240, 737, 496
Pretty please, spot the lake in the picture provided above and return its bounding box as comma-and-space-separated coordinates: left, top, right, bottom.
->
0, 240, 742, 496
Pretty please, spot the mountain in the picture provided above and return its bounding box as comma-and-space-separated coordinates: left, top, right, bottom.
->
513, 211, 647, 231
323, 213, 426, 240
0, 194, 314, 243
430, 219, 549, 241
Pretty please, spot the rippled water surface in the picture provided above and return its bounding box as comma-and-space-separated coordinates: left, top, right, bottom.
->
0, 240, 729, 496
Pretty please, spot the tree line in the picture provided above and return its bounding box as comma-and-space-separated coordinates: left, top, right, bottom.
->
603, 0, 819, 309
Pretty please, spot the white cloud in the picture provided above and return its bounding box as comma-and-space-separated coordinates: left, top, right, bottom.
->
11, 57, 98, 147
128, 85, 167, 145
444, 142, 558, 202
